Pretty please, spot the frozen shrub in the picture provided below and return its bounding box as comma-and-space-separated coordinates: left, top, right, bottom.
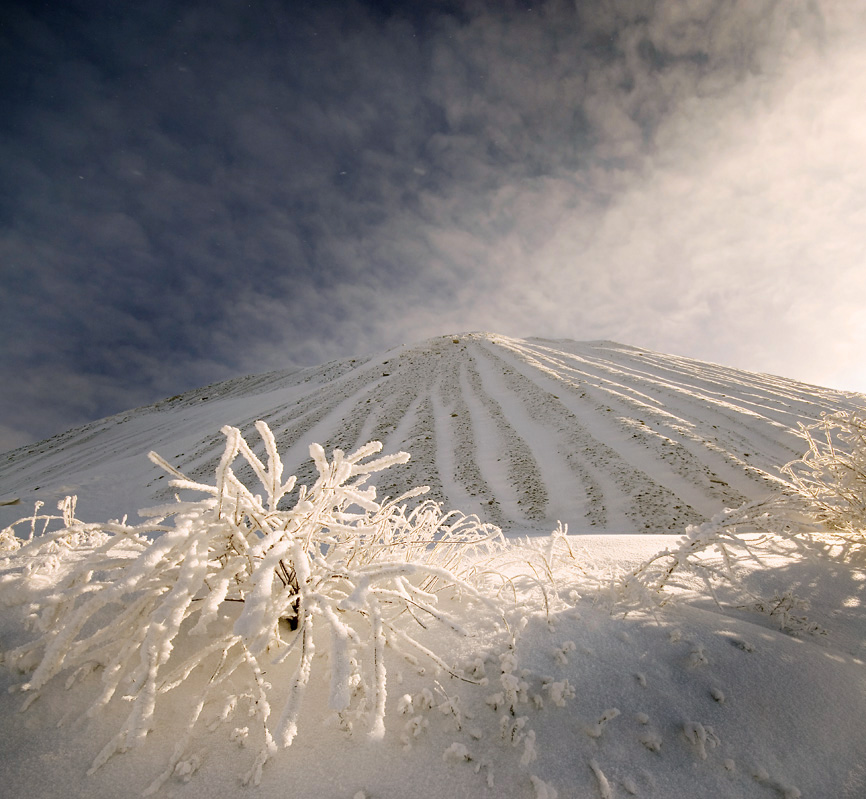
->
615, 496, 799, 609
617, 408, 866, 622
782, 410, 866, 541
477, 522, 586, 622
0, 422, 504, 791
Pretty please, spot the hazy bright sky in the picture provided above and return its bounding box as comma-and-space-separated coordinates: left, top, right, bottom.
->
2, 0, 865, 451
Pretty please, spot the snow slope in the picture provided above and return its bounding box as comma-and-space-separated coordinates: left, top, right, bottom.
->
2, 333, 862, 534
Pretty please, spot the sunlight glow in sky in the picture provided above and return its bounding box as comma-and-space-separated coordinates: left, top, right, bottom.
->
2, 0, 865, 451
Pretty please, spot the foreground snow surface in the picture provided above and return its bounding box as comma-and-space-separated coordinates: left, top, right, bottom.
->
2, 535, 865, 799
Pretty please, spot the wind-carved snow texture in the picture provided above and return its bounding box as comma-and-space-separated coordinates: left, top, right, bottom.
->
2, 333, 863, 533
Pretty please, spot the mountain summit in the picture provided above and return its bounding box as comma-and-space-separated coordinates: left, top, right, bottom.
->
2, 333, 862, 533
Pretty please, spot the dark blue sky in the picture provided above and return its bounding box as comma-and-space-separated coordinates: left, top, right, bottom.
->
2, 0, 865, 451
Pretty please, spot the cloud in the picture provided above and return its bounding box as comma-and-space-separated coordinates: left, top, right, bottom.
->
395, 0, 866, 390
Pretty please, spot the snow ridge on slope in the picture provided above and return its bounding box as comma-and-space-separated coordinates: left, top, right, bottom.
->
2, 333, 863, 533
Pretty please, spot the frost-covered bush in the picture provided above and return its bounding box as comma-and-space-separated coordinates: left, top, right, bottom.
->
615, 496, 803, 610
475, 523, 587, 622
0, 422, 505, 792
782, 410, 866, 541
617, 409, 866, 619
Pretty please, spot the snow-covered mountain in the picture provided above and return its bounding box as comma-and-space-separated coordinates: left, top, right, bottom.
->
2, 332, 862, 533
